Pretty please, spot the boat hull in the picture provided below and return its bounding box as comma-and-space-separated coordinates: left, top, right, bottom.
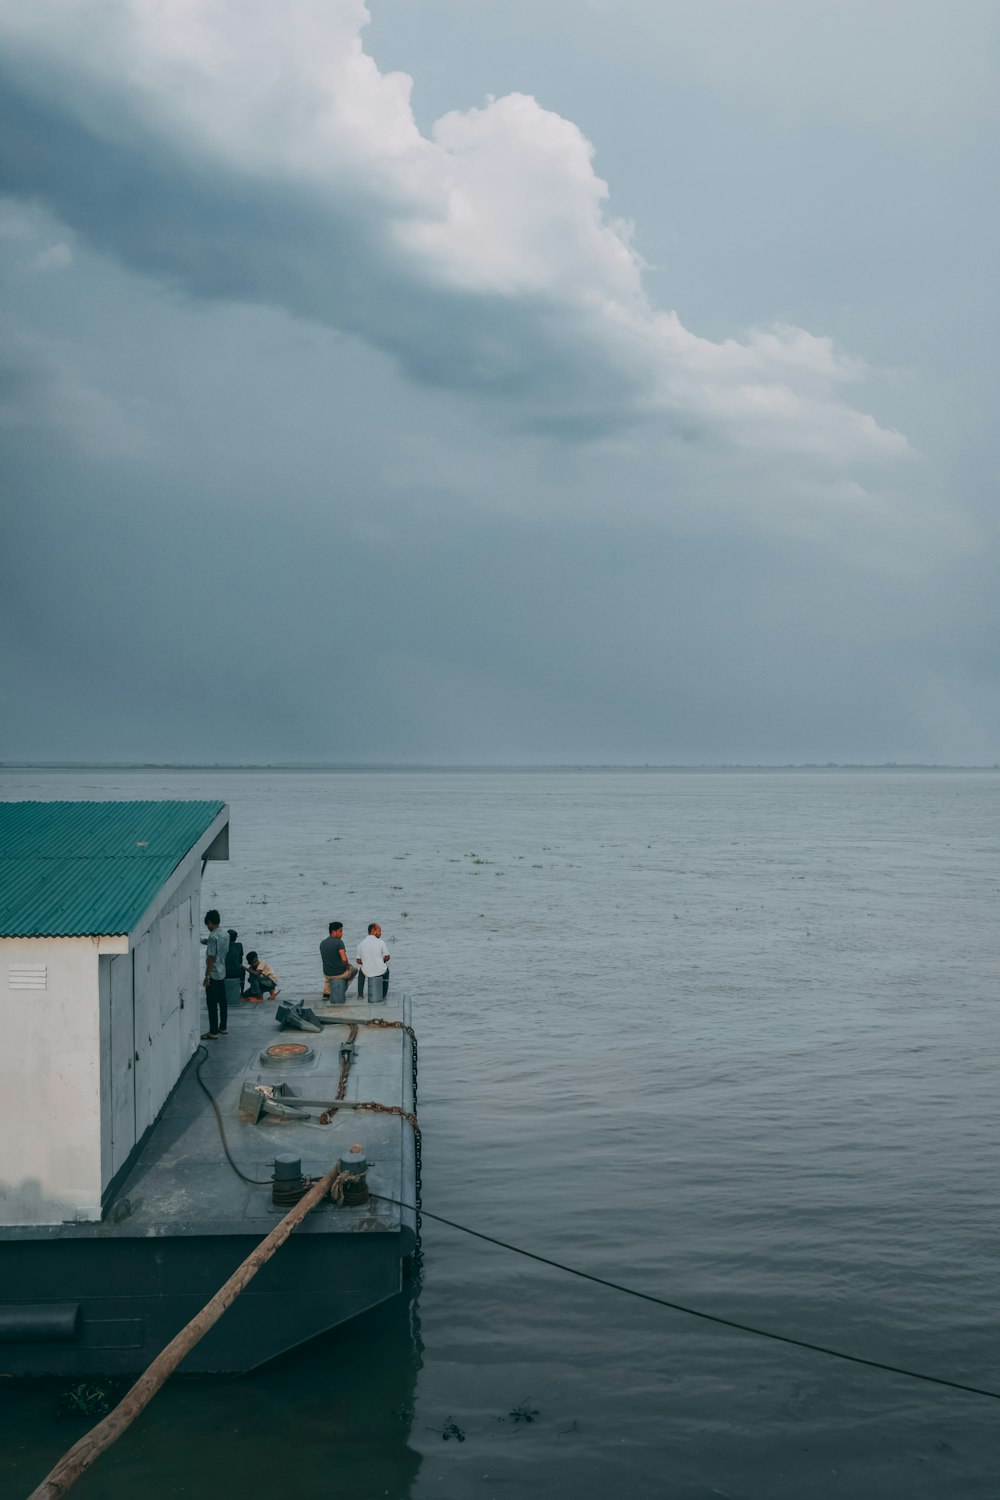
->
0, 1223, 413, 1376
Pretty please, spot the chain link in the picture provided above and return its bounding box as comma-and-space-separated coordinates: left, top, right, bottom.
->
362, 1017, 422, 1263
335, 1023, 359, 1101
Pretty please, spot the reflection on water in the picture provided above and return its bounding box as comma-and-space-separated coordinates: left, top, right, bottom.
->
3, 1290, 423, 1500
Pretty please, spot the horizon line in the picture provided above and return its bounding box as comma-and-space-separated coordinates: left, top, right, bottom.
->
2, 761, 998, 773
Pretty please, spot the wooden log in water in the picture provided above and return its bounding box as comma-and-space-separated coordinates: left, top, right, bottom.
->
27, 1164, 345, 1500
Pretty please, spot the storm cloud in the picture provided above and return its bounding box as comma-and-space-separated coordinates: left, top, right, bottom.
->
0, 0, 904, 460
0, 0, 996, 766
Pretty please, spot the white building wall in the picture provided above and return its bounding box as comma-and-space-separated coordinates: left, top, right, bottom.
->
0, 937, 103, 1225
98, 953, 113, 1188
0, 810, 226, 1228
1, 859, 208, 1226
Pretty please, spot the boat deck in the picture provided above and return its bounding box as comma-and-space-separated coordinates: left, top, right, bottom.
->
4, 992, 416, 1243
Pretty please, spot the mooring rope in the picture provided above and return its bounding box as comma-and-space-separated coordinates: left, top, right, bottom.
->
27, 1165, 347, 1500
369, 1193, 1000, 1404
194, 1040, 997, 1405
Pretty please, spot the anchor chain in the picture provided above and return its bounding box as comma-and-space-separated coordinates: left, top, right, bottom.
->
315, 1015, 422, 1259
355, 1101, 419, 1131
318, 1024, 360, 1121
336, 1023, 359, 1101
362, 1017, 422, 1263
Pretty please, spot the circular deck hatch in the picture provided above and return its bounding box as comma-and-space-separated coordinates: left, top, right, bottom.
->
259, 1042, 315, 1067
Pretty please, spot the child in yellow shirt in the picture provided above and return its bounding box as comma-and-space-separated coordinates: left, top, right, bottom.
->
244, 951, 280, 1002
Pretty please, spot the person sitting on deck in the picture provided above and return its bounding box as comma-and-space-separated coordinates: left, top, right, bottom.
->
320, 921, 356, 1004
244, 951, 280, 1003
356, 922, 390, 1004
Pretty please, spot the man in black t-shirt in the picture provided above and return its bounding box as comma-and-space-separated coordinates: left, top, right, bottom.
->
225, 928, 245, 1003
320, 921, 354, 1004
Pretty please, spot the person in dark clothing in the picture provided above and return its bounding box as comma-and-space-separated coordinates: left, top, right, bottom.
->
225, 928, 245, 1007
320, 921, 355, 1004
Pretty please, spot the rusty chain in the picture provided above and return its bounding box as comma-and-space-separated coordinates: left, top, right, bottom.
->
315, 1014, 422, 1259
354, 1100, 420, 1132
200, 1014, 423, 1256
360, 1017, 422, 1263
318, 1023, 360, 1120
336, 1023, 359, 1101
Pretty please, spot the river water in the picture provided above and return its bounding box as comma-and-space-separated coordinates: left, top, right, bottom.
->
2, 767, 998, 1498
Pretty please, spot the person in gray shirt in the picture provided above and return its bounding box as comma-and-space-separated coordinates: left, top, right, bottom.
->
320, 921, 354, 1004
201, 909, 230, 1039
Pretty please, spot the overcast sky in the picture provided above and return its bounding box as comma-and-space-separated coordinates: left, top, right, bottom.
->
1, 0, 997, 764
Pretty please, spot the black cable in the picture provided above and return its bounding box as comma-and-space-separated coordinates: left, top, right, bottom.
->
194, 1046, 273, 1186
371, 1193, 1000, 1404
195, 1063, 999, 1405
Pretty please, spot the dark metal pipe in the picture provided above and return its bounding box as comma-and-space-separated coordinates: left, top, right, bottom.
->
0, 1303, 80, 1343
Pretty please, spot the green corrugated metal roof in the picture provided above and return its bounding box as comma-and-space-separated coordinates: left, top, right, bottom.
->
0, 801, 226, 937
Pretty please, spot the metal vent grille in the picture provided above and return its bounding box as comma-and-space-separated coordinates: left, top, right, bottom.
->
8, 963, 47, 990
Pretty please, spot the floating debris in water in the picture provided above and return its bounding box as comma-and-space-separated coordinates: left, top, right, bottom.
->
504, 1399, 539, 1425
427, 1418, 466, 1442
58, 1381, 118, 1418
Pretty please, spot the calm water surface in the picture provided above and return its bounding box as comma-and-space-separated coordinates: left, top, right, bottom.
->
2, 768, 999, 1498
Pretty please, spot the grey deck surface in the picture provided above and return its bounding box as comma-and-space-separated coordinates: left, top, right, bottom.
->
8, 994, 415, 1241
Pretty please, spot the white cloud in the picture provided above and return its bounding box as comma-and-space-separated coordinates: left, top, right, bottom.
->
0, 0, 907, 468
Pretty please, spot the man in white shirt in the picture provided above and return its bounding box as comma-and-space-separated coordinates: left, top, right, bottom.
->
356, 922, 390, 1004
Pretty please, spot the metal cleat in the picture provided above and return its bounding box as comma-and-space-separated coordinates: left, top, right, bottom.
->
275, 1001, 323, 1033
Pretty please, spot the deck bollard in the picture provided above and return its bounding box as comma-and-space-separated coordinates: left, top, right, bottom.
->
336, 1148, 369, 1206
271, 1154, 308, 1208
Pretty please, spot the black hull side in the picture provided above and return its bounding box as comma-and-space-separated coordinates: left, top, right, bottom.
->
0, 1229, 411, 1376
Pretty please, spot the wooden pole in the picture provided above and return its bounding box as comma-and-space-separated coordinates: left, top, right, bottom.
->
27, 1165, 345, 1500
